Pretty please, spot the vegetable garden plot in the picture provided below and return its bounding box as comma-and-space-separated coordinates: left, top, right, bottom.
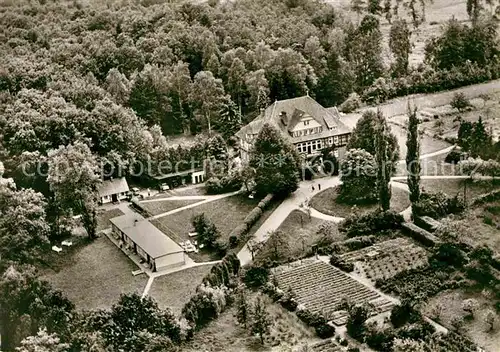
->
272, 260, 394, 326
340, 238, 429, 282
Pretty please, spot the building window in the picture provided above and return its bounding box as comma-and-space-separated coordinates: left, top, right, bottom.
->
328, 137, 333, 145
334, 136, 339, 144
304, 120, 310, 126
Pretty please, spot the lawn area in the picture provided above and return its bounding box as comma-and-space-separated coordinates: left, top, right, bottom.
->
41, 236, 147, 311
422, 288, 500, 352
151, 194, 265, 262
388, 122, 451, 158
310, 185, 411, 218
394, 179, 498, 204
182, 292, 316, 352
97, 208, 125, 232
148, 264, 214, 316
255, 210, 343, 264
139, 199, 202, 216
326, 0, 469, 66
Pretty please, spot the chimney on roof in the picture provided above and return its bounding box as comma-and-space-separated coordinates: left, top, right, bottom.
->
280, 111, 287, 126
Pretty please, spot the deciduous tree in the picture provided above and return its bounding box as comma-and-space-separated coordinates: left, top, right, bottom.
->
249, 123, 300, 196
251, 296, 271, 344
47, 142, 100, 239
389, 19, 411, 77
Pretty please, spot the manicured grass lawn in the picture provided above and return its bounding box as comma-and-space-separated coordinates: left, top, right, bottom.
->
255, 210, 343, 264
148, 264, 214, 316
139, 199, 202, 216
310, 186, 411, 218
42, 236, 147, 311
182, 292, 315, 352
97, 208, 124, 231
389, 122, 452, 158
422, 288, 500, 352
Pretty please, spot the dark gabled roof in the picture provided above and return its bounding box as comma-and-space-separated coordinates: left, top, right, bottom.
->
236, 96, 351, 142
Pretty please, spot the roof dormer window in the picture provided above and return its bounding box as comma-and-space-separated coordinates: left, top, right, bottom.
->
304, 120, 310, 126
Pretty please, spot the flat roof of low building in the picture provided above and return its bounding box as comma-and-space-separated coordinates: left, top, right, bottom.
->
110, 213, 183, 259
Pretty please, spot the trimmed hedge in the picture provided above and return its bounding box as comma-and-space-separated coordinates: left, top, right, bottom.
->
401, 222, 440, 247
413, 192, 465, 219
205, 174, 243, 195
228, 194, 274, 239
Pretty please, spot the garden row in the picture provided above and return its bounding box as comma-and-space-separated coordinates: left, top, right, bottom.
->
271, 261, 395, 325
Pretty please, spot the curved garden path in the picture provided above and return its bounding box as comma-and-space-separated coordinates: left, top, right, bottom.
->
237, 144, 471, 266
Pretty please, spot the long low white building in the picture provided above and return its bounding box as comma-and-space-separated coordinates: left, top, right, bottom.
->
109, 213, 185, 272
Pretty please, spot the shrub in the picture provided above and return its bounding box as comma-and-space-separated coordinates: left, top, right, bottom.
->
296, 307, 335, 338
450, 92, 471, 112
228, 235, 238, 248
339, 210, 404, 237
339, 92, 361, 113
278, 288, 298, 311
365, 323, 395, 351
243, 265, 269, 288
413, 192, 465, 219
390, 300, 421, 328
445, 149, 466, 164
330, 254, 354, 272
205, 173, 243, 195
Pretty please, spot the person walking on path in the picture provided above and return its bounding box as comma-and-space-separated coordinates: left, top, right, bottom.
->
318, 184, 321, 191
312, 185, 315, 192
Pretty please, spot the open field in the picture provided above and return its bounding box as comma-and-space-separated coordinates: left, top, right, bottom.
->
423, 288, 500, 352
97, 208, 124, 232
255, 210, 343, 264
148, 264, 214, 316
393, 93, 500, 143
389, 122, 452, 159
273, 260, 395, 325
310, 185, 410, 218
394, 178, 499, 202
42, 236, 147, 310
182, 292, 316, 352
139, 199, 202, 216
325, 0, 470, 66
340, 238, 429, 283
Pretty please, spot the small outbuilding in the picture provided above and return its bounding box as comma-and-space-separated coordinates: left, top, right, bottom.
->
98, 177, 129, 204
109, 213, 185, 272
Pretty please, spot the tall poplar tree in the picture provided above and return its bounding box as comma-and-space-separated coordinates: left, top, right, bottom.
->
375, 109, 392, 211
406, 103, 421, 206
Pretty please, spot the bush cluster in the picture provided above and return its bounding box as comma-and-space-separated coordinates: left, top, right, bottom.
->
362, 61, 500, 104
205, 173, 243, 195
339, 210, 404, 237
413, 191, 465, 219
182, 254, 240, 330
471, 189, 500, 206
295, 307, 335, 338
329, 254, 354, 272
243, 265, 270, 288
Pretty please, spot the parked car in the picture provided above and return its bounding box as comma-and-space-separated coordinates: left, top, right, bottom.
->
159, 183, 170, 191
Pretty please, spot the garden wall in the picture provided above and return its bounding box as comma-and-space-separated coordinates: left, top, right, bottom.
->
401, 222, 440, 247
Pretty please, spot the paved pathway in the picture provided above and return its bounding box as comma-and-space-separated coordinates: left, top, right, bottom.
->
237, 144, 476, 266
